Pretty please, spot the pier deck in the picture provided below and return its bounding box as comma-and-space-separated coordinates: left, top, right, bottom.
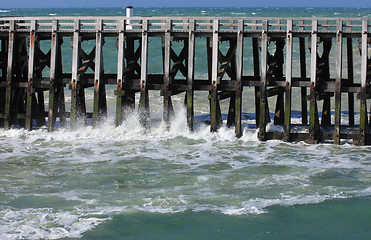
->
0, 16, 370, 144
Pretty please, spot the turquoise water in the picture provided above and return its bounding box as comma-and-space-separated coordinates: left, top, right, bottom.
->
0, 7, 371, 240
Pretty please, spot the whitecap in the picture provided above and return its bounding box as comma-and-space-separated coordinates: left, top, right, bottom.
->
0, 208, 107, 240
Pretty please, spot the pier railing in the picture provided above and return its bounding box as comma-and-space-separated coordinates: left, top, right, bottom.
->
0, 17, 369, 33
0, 16, 370, 144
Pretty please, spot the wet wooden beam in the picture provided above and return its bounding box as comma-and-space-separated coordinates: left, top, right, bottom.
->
4, 20, 15, 130
307, 20, 320, 144
358, 20, 368, 145
252, 36, 260, 127
93, 19, 104, 127
116, 19, 125, 126
299, 20, 308, 126
346, 20, 355, 127
70, 19, 81, 129
26, 20, 37, 131
139, 19, 149, 126
284, 20, 293, 142
163, 19, 172, 128
210, 20, 219, 132
333, 20, 343, 144
235, 20, 243, 138
48, 20, 58, 132
187, 19, 195, 131
258, 20, 268, 141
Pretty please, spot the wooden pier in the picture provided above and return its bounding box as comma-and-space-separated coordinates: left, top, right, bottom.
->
0, 16, 370, 144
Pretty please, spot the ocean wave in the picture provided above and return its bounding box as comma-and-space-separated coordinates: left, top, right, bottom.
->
1, 186, 369, 239
1, 97, 370, 239
0, 208, 107, 240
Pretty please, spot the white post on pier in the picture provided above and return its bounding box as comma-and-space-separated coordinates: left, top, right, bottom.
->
126, 6, 133, 30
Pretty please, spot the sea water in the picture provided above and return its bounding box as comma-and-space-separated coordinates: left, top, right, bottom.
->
0, 7, 370, 240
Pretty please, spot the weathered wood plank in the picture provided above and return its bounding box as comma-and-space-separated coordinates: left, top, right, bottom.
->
307, 19, 320, 144
299, 36, 308, 125
258, 20, 268, 141
163, 19, 172, 128
210, 19, 219, 132
70, 19, 80, 129
346, 20, 354, 127
359, 20, 368, 145
187, 19, 195, 131
284, 20, 293, 142
26, 20, 37, 130
333, 19, 343, 144
235, 20, 244, 138
252, 35, 260, 127
116, 19, 125, 126
4, 20, 15, 130
93, 19, 103, 127
139, 19, 149, 126
48, 20, 58, 132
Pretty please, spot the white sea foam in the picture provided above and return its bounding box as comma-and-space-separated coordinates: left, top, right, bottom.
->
0, 208, 107, 240
1, 95, 370, 239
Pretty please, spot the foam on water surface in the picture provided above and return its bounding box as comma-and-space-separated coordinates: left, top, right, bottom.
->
1, 104, 370, 239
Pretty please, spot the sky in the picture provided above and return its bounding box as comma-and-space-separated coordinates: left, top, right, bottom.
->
1, 0, 371, 9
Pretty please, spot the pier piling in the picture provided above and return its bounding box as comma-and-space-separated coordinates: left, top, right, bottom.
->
0, 16, 370, 144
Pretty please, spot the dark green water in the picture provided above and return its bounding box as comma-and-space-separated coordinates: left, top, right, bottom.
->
77, 197, 371, 240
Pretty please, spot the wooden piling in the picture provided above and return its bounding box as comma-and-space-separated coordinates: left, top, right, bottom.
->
26, 20, 37, 131
116, 19, 125, 126
163, 20, 172, 128
70, 19, 81, 129
187, 19, 195, 131
48, 20, 58, 132
284, 20, 293, 142
210, 20, 219, 132
4, 20, 15, 130
307, 20, 320, 144
139, 19, 149, 126
258, 20, 268, 141
235, 20, 244, 138
333, 20, 343, 144
93, 19, 104, 127
346, 20, 354, 127
359, 20, 369, 145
